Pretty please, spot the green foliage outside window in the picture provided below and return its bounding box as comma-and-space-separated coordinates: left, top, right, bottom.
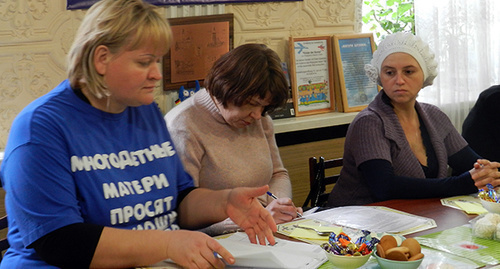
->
362, 0, 415, 41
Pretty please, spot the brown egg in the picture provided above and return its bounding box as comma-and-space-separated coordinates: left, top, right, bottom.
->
401, 238, 421, 257
379, 234, 398, 250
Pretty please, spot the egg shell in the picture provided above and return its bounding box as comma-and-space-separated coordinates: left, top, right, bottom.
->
400, 238, 421, 257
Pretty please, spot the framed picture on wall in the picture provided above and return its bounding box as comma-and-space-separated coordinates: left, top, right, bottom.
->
288, 36, 335, 117
163, 14, 234, 91
333, 33, 380, 112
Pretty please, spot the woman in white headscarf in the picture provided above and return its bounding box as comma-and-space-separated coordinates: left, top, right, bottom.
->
327, 32, 500, 207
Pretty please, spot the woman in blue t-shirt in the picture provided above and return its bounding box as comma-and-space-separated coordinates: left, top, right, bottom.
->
0, 0, 276, 268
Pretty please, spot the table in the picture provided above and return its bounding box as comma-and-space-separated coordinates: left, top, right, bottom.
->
367, 198, 478, 237
367, 198, 500, 268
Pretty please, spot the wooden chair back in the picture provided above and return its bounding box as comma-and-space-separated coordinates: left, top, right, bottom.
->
0, 215, 8, 261
302, 156, 343, 208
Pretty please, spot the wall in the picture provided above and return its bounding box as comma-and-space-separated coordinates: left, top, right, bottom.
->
0, 0, 362, 148
0, 0, 361, 210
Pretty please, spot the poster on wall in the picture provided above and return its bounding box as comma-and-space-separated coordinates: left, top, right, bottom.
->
163, 14, 233, 91
333, 33, 379, 112
170, 21, 229, 83
67, 0, 302, 10
288, 36, 335, 117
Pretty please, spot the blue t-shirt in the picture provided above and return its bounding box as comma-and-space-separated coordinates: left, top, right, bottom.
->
0, 80, 194, 268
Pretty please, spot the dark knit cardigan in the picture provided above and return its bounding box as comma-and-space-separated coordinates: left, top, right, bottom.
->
327, 90, 478, 207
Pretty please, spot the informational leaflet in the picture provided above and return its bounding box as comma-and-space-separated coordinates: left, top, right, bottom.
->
303, 206, 436, 235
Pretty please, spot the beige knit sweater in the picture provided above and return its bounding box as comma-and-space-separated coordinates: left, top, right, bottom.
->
165, 89, 292, 235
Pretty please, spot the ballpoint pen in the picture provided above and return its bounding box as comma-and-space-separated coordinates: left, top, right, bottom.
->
266, 191, 303, 218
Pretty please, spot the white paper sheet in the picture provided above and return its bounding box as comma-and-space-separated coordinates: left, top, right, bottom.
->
217, 232, 327, 269
305, 206, 436, 235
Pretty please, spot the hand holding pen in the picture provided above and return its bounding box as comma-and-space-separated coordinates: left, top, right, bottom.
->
266, 191, 303, 222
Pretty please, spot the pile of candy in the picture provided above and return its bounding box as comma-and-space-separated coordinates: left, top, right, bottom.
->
478, 184, 500, 203
321, 230, 379, 256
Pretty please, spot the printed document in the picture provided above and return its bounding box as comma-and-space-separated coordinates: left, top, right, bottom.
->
304, 206, 436, 235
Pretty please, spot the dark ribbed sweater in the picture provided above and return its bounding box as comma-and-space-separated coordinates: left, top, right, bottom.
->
327, 90, 479, 207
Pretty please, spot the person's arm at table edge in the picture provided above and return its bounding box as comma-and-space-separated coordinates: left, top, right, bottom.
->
30, 187, 197, 268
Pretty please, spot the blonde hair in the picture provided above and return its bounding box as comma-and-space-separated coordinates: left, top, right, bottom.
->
67, 0, 172, 98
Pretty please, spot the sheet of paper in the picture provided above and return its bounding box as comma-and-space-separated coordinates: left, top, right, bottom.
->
278, 218, 342, 245
440, 195, 488, 214
304, 206, 436, 235
454, 201, 488, 214
289, 222, 342, 240
217, 232, 327, 269
303, 207, 319, 216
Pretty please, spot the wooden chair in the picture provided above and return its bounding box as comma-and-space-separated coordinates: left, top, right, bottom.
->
302, 157, 343, 208
0, 215, 8, 261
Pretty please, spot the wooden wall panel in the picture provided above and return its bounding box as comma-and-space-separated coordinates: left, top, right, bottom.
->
279, 138, 345, 206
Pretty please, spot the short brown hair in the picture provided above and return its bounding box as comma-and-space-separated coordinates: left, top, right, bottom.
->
67, 0, 172, 98
204, 43, 289, 114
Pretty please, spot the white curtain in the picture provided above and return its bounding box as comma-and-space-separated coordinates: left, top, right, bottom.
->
414, 0, 500, 132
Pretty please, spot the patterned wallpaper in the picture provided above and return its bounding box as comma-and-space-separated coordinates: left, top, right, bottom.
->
0, 0, 362, 149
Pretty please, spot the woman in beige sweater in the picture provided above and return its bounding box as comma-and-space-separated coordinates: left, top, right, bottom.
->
165, 44, 302, 235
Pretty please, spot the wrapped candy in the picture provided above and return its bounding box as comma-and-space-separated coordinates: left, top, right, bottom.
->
478, 184, 500, 203
321, 230, 379, 256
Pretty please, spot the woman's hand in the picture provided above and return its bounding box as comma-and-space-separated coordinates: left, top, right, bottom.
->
266, 198, 303, 224
225, 185, 277, 246
166, 230, 234, 269
469, 159, 500, 189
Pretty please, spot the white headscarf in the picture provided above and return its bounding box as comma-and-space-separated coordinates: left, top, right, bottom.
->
365, 32, 438, 88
